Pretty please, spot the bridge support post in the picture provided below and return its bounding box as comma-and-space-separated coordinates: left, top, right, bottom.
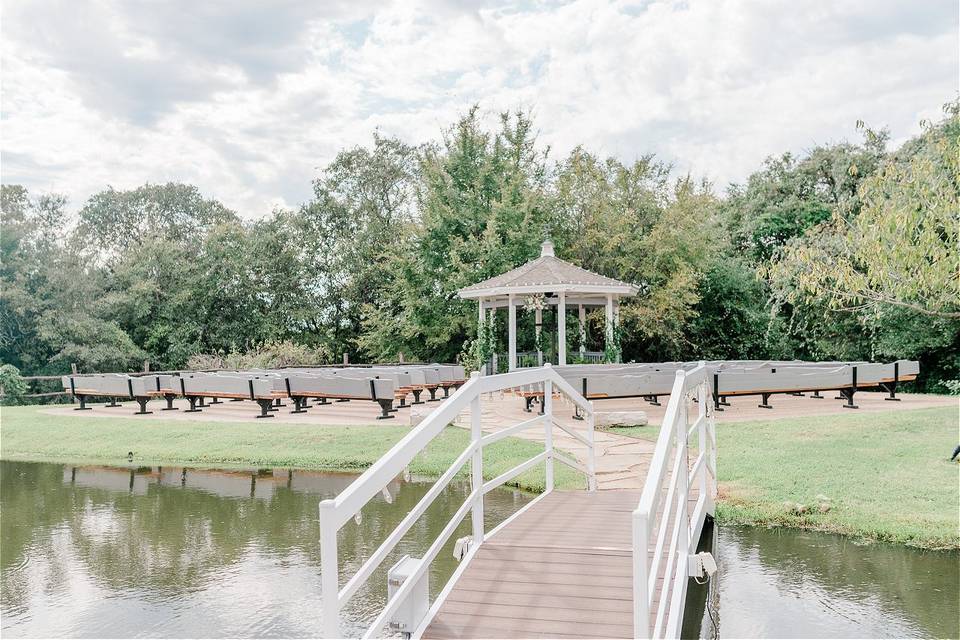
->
319, 499, 340, 639
632, 509, 650, 639
543, 373, 554, 493
470, 372, 484, 546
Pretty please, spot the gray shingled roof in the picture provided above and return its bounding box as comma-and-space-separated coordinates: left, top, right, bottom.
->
459, 241, 637, 296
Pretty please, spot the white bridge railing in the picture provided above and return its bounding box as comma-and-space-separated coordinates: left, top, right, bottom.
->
633, 362, 717, 639
319, 364, 596, 639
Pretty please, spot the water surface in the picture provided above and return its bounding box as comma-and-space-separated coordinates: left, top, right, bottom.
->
3, 461, 957, 638
683, 524, 959, 638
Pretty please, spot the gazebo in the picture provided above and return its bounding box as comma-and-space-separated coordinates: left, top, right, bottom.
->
458, 240, 638, 370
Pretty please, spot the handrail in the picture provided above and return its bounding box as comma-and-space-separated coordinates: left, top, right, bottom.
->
632, 362, 717, 639
319, 364, 596, 639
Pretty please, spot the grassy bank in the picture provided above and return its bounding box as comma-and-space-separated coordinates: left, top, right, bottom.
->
612, 406, 959, 549
716, 406, 958, 549
0, 405, 584, 493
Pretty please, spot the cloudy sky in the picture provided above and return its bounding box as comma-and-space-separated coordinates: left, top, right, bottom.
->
2, 0, 956, 217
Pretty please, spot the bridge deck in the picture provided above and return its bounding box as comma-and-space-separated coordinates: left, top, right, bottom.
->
423, 490, 693, 639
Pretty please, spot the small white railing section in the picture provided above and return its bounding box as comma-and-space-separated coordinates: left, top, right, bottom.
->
633, 362, 717, 639
319, 364, 597, 639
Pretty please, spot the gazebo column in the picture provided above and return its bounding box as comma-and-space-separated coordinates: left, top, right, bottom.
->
558, 291, 567, 366
535, 307, 543, 366
605, 293, 614, 358
578, 304, 585, 358
508, 294, 517, 371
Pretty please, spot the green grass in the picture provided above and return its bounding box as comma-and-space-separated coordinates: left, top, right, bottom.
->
714, 406, 959, 549
0, 405, 585, 493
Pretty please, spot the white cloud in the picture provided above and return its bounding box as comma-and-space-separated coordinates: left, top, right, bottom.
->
1, 0, 956, 217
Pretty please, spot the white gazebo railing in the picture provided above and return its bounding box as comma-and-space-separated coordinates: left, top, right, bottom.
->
319, 364, 596, 639
632, 362, 717, 639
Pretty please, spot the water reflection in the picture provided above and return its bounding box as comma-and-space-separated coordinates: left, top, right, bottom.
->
684, 525, 960, 639
1, 461, 530, 638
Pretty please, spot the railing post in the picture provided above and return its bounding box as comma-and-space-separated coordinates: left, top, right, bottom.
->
319, 499, 340, 639
632, 509, 650, 639
587, 400, 596, 492
676, 378, 691, 578
543, 365, 554, 493
470, 371, 484, 545
697, 363, 708, 500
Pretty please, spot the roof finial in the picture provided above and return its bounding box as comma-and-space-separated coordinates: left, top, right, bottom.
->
540, 239, 555, 258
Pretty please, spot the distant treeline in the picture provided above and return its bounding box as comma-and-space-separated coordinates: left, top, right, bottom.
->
2, 103, 957, 391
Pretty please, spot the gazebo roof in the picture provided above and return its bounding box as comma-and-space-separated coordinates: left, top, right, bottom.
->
458, 240, 638, 299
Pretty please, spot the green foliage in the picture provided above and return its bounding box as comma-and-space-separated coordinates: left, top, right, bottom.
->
459, 315, 497, 374
0, 364, 27, 405
186, 341, 332, 371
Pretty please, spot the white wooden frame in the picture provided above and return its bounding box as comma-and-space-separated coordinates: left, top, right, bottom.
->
318, 364, 596, 639
632, 362, 716, 639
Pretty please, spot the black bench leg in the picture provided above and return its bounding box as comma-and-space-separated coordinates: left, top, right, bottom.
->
256, 399, 275, 418
376, 399, 395, 420
442, 385, 452, 399
290, 397, 308, 414
882, 382, 900, 401
719, 396, 730, 406
74, 395, 91, 411
811, 391, 824, 399
428, 388, 439, 402
649, 395, 661, 407
185, 397, 202, 413
713, 395, 723, 412
524, 396, 534, 413
841, 388, 858, 409
396, 395, 407, 409
573, 404, 584, 421
210, 397, 222, 405
336, 398, 350, 403
134, 397, 152, 415
412, 389, 423, 405
316, 397, 329, 405
162, 394, 178, 410
758, 393, 773, 409
230, 398, 245, 402
106, 397, 121, 408
198, 397, 207, 408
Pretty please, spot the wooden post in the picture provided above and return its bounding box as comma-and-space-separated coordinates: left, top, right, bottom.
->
535, 307, 543, 366
319, 500, 340, 638
342, 353, 348, 366
543, 372, 554, 492
470, 371, 484, 544
557, 292, 566, 366
578, 304, 586, 358
143, 360, 150, 373
508, 294, 517, 371
605, 294, 614, 360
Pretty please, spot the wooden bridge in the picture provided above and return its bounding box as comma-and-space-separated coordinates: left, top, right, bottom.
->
320, 364, 716, 639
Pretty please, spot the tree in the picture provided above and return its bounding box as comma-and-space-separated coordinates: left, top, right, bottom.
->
766, 104, 959, 319
77, 182, 237, 263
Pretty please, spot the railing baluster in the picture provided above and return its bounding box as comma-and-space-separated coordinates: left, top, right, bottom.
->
470, 372, 484, 545
632, 509, 650, 639
544, 376, 554, 493
319, 499, 339, 639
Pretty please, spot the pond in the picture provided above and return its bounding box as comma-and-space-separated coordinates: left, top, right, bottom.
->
683, 524, 959, 639
2, 460, 957, 638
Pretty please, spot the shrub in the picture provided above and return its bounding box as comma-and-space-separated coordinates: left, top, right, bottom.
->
0, 364, 28, 405
187, 341, 332, 371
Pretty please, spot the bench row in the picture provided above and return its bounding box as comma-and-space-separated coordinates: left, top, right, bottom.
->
516, 360, 919, 412
62, 364, 467, 420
